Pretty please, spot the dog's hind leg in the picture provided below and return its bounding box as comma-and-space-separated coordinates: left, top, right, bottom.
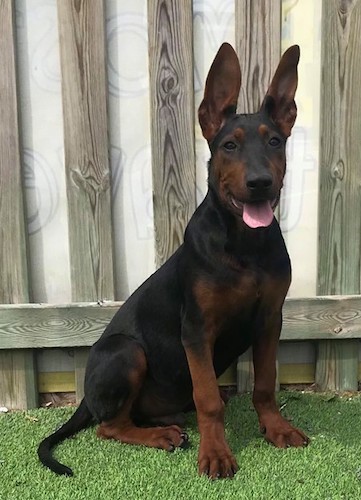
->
86, 335, 188, 451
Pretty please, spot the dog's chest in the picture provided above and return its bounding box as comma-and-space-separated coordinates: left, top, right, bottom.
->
193, 266, 287, 336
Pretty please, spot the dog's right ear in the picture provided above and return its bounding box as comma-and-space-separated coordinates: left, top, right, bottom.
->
260, 45, 300, 137
198, 43, 241, 143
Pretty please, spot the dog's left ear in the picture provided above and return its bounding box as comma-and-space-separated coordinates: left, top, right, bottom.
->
261, 45, 300, 137
198, 43, 241, 142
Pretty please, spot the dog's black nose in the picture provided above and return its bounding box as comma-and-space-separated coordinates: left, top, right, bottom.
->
246, 173, 273, 191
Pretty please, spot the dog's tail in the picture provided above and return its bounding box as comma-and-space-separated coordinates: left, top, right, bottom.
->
38, 398, 93, 476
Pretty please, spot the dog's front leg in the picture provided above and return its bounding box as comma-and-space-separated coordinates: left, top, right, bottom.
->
182, 339, 239, 479
252, 314, 309, 448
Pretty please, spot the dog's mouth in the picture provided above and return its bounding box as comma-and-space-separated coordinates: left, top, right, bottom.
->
230, 197, 276, 228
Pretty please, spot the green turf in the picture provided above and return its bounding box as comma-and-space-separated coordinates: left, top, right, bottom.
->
1, 392, 361, 500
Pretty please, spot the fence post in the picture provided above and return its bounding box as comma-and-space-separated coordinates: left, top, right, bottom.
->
0, 0, 37, 409
316, 0, 361, 391
57, 0, 115, 402
148, 0, 196, 267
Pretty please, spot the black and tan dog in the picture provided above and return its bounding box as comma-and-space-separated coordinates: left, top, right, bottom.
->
38, 43, 309, 479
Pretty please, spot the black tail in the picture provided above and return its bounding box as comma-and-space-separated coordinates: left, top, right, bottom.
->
38, 398, 93, 476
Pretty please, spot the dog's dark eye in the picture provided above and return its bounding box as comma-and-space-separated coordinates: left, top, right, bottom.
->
223, 141, 237, 151
269, 137, 281, 147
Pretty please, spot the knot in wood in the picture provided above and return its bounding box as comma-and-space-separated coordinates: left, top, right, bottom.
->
160, 67, 179, 101
331, 160, 344, 180
339, 0, 356, 16
70, 165, 110, 207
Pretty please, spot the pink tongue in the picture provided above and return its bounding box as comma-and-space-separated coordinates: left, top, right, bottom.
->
243, 201, 274, 228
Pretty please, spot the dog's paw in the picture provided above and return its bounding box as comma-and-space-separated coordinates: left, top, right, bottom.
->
198, 441, 239, 479
150, 425, 189, 452
261, 419, 309, 448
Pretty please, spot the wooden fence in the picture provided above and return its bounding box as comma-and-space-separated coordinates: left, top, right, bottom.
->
0, 0, 361, 409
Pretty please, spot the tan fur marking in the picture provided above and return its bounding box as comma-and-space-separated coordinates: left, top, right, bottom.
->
193, 277, 258, 338
258, 124, 270, 137
234, 127, 245, 142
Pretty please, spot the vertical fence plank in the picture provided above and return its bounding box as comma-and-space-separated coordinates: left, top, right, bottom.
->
316, 0, 361, 391
57, 0, 114, 302
148, 0, 196, 266
237, 350, 254, 393
235, 0, 281, 114
57, 0, 114, 401
235, 0, 281, 392
0, 0, 37, 409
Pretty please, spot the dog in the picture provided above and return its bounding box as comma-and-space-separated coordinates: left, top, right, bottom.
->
38, 43, 309, 479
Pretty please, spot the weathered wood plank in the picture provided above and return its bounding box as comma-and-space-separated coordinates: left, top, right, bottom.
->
237, 349, 254, 393
0, 302, 121, 349
318, 0, 361, 296
0, 0, 37, 409
315, 340, 359, 391
235, 0, 281, 391
282, 295, 361, 339
0, 1, 29, 304
57, 0, 115, 401
235, 0, 281, 113
148, 0, 196, 266
0, 350, 37, 409
1, 296, 361, 349
316, 0, 361, 391
237, 349, 281, 392
57, 0, 114, 301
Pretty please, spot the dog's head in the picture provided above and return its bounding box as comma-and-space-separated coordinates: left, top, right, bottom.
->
198, 44, 299, 229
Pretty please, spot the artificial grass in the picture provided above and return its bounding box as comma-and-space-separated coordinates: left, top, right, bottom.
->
1, 392, 361, 500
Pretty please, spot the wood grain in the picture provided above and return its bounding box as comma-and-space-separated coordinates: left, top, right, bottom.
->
235, 0, 281, 113
148, 0, 196, 266
0, 0, 37, 409
1, 296, 361, 349
318, 0, 361, 295
57, 0, 115, 401
0, 302, 121, 349
57, 0, 114, 301
316, 0, 361, 390
0, 1, 29, 304
315, 340, 358, 391
237, 349, 254, 393
282, 295, 361, 339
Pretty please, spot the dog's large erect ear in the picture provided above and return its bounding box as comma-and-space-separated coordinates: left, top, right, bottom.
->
261, 45, 300, 137
198, 43, 241, 142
